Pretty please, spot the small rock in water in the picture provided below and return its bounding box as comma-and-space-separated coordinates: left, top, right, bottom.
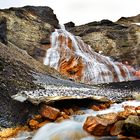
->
28, 115, 51, 130
110, 120, 125, 136
39, 105, 60, 120
124, 115, 140, 137
55, 112, 70, 122
90, 102, 111, 111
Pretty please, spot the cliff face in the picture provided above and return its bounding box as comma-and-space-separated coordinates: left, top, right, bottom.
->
0, 6, 59, 56
0, 6, 61, 128
68, 19, 140, 67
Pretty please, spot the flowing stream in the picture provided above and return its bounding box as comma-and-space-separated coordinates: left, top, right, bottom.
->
44, 25, 136, 84
12, 100, 140, 140
32, 100, 140, 140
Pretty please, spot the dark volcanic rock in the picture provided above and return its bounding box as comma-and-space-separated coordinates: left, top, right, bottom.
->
0, 41, 63, 128
64, 21, 75, 29
0, 17, 7, 44
124, 115, 140, 137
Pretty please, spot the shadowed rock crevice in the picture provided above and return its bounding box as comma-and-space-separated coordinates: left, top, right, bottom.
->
0, 17, 7, 45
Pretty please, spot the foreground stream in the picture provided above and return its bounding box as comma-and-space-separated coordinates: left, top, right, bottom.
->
10, 99, 140, 140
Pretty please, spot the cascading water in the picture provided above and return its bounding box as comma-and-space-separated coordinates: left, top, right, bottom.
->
44, 25, 136, 84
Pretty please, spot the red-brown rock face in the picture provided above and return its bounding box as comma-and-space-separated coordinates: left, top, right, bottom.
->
43, 26, 139, 84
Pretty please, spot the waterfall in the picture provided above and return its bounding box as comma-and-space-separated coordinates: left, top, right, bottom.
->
44, 25, 136, 84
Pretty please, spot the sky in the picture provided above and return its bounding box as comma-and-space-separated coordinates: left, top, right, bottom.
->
0, 0, 140, 25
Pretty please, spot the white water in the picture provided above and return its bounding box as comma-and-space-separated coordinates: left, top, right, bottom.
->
32, 121, 88, 140
30, 100, 140, 140
44, 25, 135, 84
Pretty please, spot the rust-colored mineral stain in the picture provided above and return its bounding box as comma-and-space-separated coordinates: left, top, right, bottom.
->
59, 56, 84, 81
67, 37, 73, 50
117, 64, 127, 78
0, 126, 29, 139
58, 35, 66, 45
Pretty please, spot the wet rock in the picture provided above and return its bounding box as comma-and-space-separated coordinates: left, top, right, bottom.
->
118, 106, 137, 119
90, 105, 100, 111
62, 108, 85, 116
55, 112, 70, 122
124, 115, 140, 137
40, 105, 60, 120
83, 113, 118, 136
28, 115, 51, 130
74, 110, 85, 115
90, 102, 111, 111
0, 17, 7, 45
110, 120, 125, 136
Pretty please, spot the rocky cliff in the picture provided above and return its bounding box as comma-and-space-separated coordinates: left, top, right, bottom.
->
68, 19, 140, 67
0, 6, 61, 128
0, 6, 59, 58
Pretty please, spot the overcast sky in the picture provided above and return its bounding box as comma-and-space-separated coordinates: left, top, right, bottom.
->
0, 0, 140, 25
